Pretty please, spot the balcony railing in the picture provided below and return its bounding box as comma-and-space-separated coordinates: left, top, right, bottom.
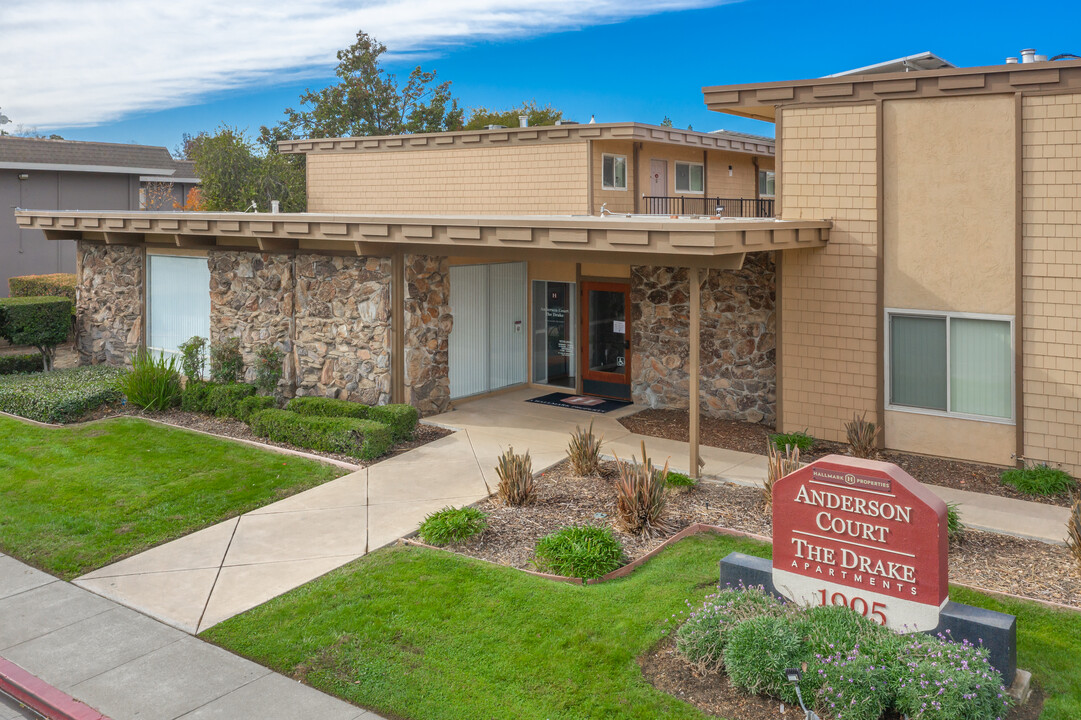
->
640, 196, 775, 218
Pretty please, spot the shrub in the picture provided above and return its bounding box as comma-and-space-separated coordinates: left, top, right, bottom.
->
249, 409, 394, 460
613, 440, 671, 537
0, 353, 43, 375
418, 506, 488, 546
496, 447, 534, 506
368, 404, 419, 441
675, 585, 791, 673
180, 380, 216, 413
723, 615, 805, 700
0, 296, 73, 371
845, 412, 880, 458
8, 273, 77, 305
946, 502, 965, 544
893, 634, 1012, 720
666, 471, 696, 488
567, 421, 603, 476
1001, 462, 1076, 496
237, 394, 275, 422
0, 366, 122, 422
209, 337, 243, 383
764, 442, 800, 510
1067, 495, 1081, 575
770, 429, 815, 453
533, 525, 623, 580
207, 383, 257, 419
802, 604, 891, 660
177, 336, 208, 381
811, 648, 893, 720
254, 344, 284, 394
120, 350, 182, 411
287, 396, 369, 419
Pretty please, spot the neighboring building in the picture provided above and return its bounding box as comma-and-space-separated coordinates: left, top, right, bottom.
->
0, 137, 197, 296
18, 55, 1081, 475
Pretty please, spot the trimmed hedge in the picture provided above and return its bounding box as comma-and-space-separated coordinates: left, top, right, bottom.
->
284, 396, 419, 441
249, 409, 394, 460
0, 354, 44, 375
179, 381, 259, 420
237, 394, 275, 422
180, 381, 216, 413
8, 273, 77, 304
0, 366, 123, 423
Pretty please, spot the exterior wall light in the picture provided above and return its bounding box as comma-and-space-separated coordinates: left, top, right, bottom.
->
18, 173, 29, 180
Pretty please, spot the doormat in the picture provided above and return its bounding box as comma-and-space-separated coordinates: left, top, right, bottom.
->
526, 392, 632, 414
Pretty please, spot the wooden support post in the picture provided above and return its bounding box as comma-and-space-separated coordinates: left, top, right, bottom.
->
689, 266, 701, 479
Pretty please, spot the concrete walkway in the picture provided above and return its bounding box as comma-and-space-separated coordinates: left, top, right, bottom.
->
0, 554, 381, 720
76, 388, 1070, 638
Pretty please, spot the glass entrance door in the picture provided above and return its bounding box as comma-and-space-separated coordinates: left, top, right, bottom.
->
580, 281, 631, 400
532, 281, 576, 388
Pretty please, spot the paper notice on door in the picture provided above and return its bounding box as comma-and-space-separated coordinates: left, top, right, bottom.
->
612, 320, 626, 334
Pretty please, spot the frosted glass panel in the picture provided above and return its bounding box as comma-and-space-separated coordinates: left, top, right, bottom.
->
950, 318, 1012, 419
147, 255, 210, 361
449, 264, 489, 399
488, 262, 528, 390
890, 315, 946, 411
449, 262, 527, 399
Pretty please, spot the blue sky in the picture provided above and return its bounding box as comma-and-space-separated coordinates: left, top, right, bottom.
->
4, 0, 1080, 150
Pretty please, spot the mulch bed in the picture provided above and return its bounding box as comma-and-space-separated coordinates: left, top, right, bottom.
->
619, 408, 1078, 508
75, 404, 452, 467
638, 635, 1045, 720
446, 458, 1081, 610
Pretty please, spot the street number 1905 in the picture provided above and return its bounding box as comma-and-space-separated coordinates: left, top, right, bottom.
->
818, 589, 887, 625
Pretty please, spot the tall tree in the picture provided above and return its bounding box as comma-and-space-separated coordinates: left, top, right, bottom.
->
260, 30, 463, 149
463, 101, 564, 130
188, 127, 306, 212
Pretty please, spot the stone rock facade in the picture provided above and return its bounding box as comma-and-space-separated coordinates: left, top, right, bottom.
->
404, 254, 452, 416
76, 241, 144, 365
294, 253, 392, 405
631, 253, 776, 425
208, 251, 294, 391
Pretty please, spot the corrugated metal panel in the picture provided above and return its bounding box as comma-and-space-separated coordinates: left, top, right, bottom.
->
147, 255, 210, 359
449, 264, 489, 398
488, 262, 528, 390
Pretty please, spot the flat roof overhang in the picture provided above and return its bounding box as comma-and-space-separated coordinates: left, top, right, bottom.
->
14, 210, 830, 270
702, 58, 1081, 122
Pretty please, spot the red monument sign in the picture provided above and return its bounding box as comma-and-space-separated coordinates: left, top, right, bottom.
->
772, 455, 949, 631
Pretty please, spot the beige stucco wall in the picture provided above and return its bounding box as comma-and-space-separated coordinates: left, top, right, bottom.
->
883, 95, 1016, 315
306, 143, 590, 215
885, 410, 1016, 466
1021, 93, 1081, 474
881, 95, 1017, 463
777, 104, 878, 442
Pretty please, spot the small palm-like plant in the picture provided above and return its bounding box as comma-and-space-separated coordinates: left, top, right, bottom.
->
613, 441, 671, 537
946, 502, 965, 544
1067, 495, 1081, 576
764, 442, 800, 510
567, 421, 603, 476
845, 412, 881, 458
496, 447, 534, 506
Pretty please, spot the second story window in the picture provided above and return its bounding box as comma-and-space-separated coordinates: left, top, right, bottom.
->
759, 169, 776, 197
602, 154, 627, 190
675, 162, 704, 193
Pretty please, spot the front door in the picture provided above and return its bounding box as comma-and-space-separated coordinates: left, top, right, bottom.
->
649, 159, 667, 196
580, 281, 631, 400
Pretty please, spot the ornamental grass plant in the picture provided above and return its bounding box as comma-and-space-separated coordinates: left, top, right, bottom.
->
845, 411, 881, 458
1001, 462, 1076, 496
1068, 495, 1081, 575
418, 506, 488, 546
533, 525, 624, 580
496, 447, 534, 506
566, 421, 603, 476
613, 441, 671, 537
763, 442, 800, 510
120, 350, 183, 411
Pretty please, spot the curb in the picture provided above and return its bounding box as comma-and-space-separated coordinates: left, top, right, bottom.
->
0, 657, 110, 720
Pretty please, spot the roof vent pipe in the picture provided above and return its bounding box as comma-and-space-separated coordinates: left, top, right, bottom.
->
518, 115, 528, 128
1021, 48, 1036, 63
271, 200, 280, 214
1035, 54, 1048, 62
1006, 57, 1019, 64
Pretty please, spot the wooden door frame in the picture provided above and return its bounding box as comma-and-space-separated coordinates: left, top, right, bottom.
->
580, 280, 632, 388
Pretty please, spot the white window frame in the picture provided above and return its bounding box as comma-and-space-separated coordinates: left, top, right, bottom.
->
759, 169, 776, 198
884, 308, 1015, 424
674, 161, 705, 194
601, 153, 628, 191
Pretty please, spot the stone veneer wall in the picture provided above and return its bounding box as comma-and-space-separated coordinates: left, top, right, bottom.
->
294, 254, 392, 405
208, 251, 295, 392
404, 254, 452, 416
76, 241, 144, 365
630, 253, 776, 425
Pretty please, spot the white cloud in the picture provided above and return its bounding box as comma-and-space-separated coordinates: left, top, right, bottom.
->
0, 0, 729, 129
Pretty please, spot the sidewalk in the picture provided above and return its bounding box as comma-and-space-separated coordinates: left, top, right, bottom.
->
0, 553, 381, 720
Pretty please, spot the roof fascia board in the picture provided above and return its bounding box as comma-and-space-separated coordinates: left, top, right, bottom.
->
0, 161, 176, 175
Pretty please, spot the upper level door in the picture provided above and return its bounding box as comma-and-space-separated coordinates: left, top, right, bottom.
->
649, 159, 667, 196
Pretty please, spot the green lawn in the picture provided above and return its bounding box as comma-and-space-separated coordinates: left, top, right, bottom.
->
0, 415, 344, 578
204, 533, 1081, 720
